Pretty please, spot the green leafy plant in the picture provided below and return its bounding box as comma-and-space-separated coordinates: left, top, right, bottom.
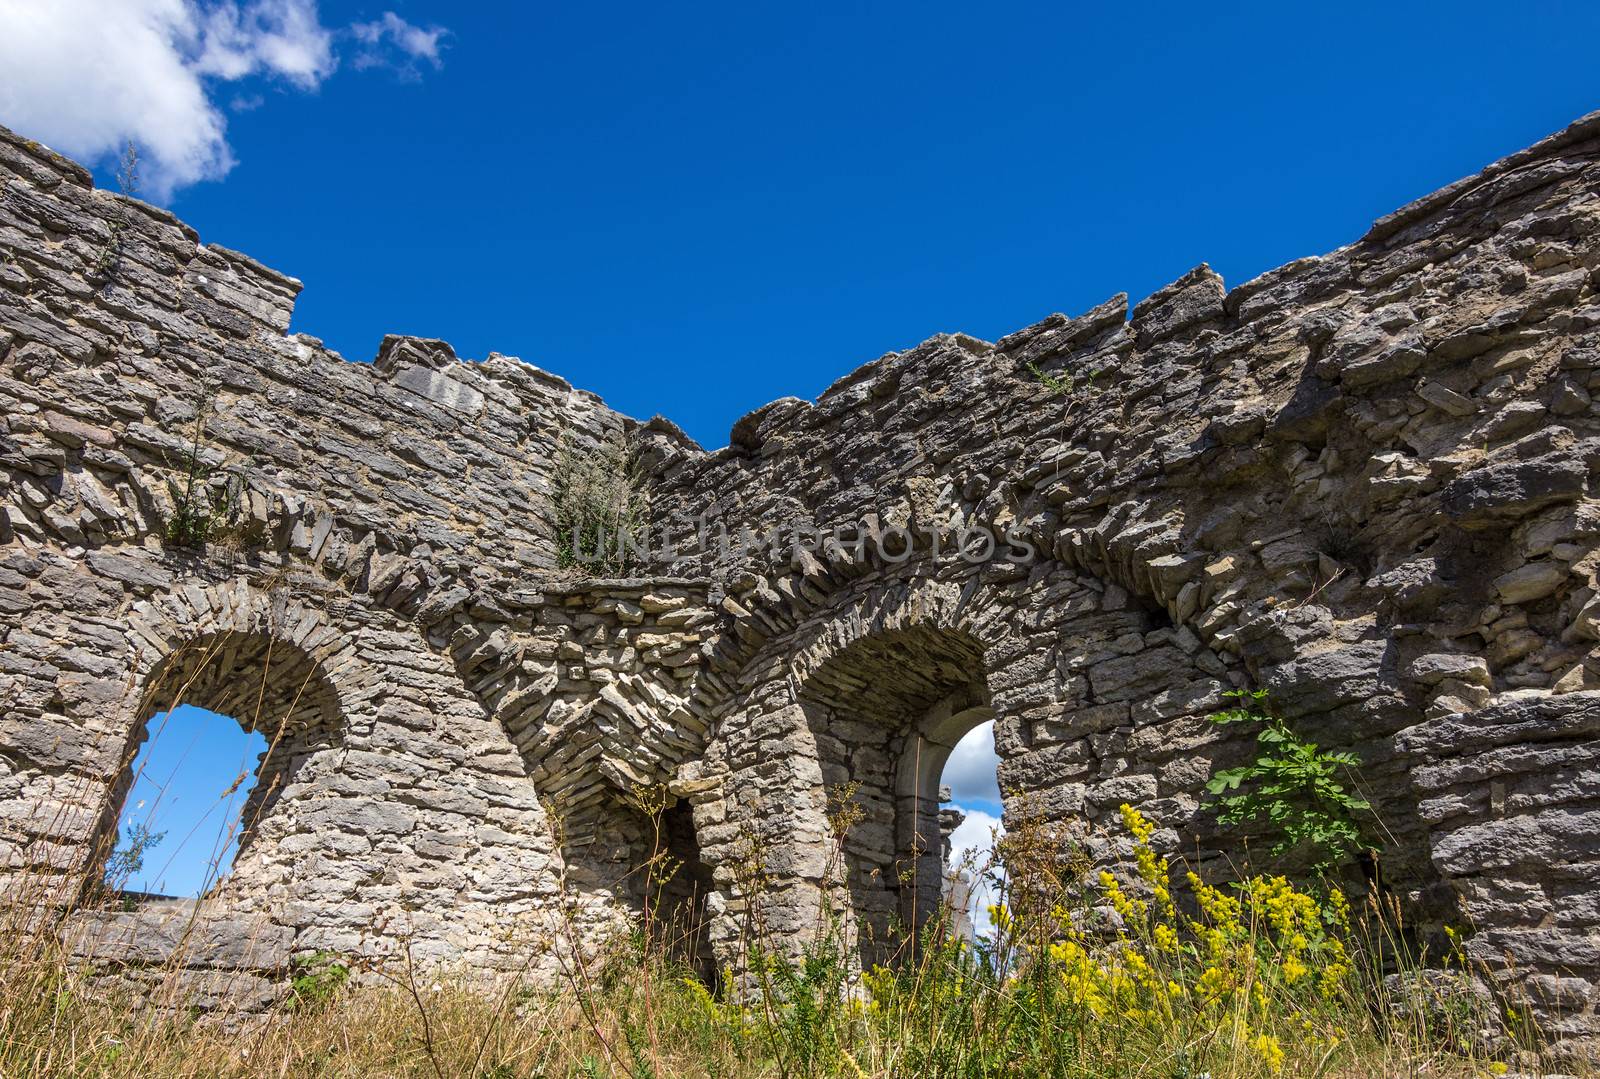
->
1026, 360, 1074, 396
746, 939, 852, 1075
1026, 359, 1108, 423
286, 951, 350, 1011
1204, 689, 1375, 871
92, 141, 139, 281
163, 389, 238, 549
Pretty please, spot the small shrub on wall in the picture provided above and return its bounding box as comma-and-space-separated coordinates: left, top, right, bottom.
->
552, 429, 647, 576
1205, 689, 1377, 875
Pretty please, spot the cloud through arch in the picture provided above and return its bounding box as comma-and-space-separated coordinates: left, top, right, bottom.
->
942, 720, 1005, 937
942, 718, 1001, 809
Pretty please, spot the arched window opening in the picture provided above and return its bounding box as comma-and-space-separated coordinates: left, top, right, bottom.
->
97, 631, 342, 901
104, 705, 268, 897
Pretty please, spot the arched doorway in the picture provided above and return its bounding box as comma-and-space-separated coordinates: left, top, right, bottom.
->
797, 624, 992, 967
893, 689, 995, 944
934, 719, 1004, 941
654, 796, 718, 986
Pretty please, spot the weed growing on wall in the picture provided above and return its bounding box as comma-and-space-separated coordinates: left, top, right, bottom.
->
1026, 360, 1074, 395
553, 428, 647, 575
1025, 359, 1108, 399
1205, 689, 1375, 872
286, 952, 350, 1012
162, 389, 239, 549
91, 141, 139, 281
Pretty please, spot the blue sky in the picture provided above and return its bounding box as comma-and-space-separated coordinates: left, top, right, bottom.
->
944, 722, 1004, 933
4, 0, 1598, 902
112, 706, 267, 896
6, 2, 1599, 450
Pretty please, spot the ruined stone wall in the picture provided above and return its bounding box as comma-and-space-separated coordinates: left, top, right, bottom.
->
641, 110, 1600, 1049
4, 109, 1600, 1055
0, 123, 639, 987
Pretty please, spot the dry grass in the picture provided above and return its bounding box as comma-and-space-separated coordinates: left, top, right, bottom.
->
1, 644, 1590, 1077
0, 801, 1590, 1078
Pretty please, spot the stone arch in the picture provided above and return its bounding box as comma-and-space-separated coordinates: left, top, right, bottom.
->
427, 579, 726, 956
98, 582, 361, 900
100, 630, 342, 892
892, 689, 995, 936
796, 624, 994, 964
689, 556, 1246, 974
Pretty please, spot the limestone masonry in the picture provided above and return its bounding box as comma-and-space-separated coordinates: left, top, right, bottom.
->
4, 111, 1600, 1055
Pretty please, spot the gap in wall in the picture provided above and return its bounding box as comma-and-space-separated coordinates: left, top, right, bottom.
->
107, 705, 268, 898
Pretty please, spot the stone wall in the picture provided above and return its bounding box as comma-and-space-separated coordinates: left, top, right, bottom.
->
1399, 692, 1600, 1048
0, 123, 634, 985
4, 109, 1600, 1055
636, 110, 1600, 1054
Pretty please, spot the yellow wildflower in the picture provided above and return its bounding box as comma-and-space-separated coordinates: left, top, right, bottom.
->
1051, 938, 1110, 1017
1118, 803, 1156, 846
988, 903, 1012, 934
1188, 871, 1242, 929
1324, 887, 1352, 933
1317, 938, 1352, 997
1100, 870, 1147, 924
1195, 965, 1232, 1006
1251, 1032, 1286, 1074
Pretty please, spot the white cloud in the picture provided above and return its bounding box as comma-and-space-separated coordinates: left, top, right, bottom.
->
948, 806, 1002, 869
942, 720, 1001, 807
0, 0, 230, 199
191, 0, 335, 88
939, 722, 1004, 936
351, 11, 445, 73
0, 1, 446, 200
947, 805, 1005, 938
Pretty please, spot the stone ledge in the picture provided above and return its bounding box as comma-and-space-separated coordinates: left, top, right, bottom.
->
63, 901, 293, 972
